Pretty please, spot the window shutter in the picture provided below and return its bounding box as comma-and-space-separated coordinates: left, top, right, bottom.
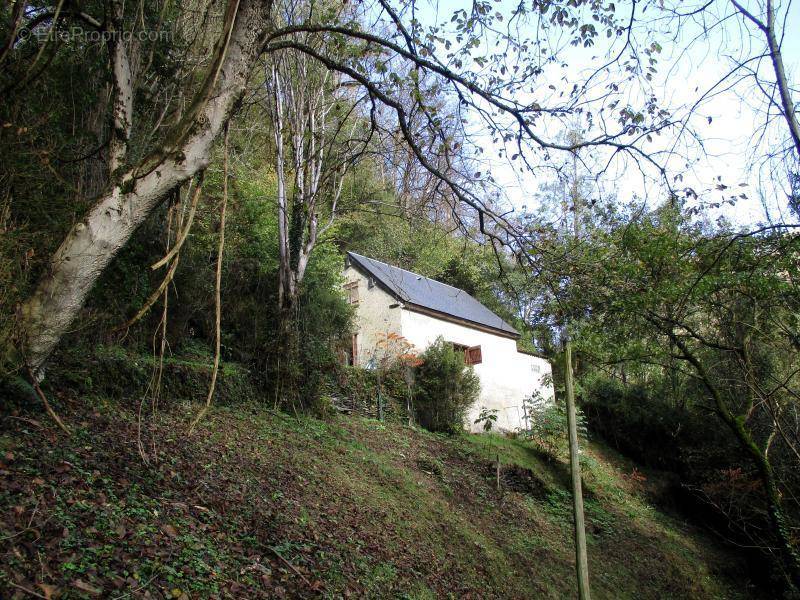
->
467, 345, 482, 365
344, 281, 359, 304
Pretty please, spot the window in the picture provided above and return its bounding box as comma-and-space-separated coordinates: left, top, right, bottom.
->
466, 345, 482, 365
450, 343, 483, 366
368, 276, 375, 289
452, 342, 468, 357
344, 281, 359, 305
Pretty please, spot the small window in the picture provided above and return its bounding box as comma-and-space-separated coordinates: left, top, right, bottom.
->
450, 343, 482, 366
451, 342, 468, 358
368, 277, 375, 289
344, 281, 359, 305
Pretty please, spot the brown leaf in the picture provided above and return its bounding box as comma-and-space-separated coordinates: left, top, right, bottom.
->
54, 462, 72, 474
72, 579, 102, 595
37, 583, 59, 599
162, 524, 178, 537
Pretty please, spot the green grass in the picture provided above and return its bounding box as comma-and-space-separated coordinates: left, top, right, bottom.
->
0, 398, 763, 599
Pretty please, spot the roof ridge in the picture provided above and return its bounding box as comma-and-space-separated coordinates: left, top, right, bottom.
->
347, 251, 473, 297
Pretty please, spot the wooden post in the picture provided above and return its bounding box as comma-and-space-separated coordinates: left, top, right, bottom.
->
496, 453, 501, 492
562, 129, 591, 599
565, 336, 591, 599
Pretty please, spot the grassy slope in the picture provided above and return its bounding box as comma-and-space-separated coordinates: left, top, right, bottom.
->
0, 398, 761, 599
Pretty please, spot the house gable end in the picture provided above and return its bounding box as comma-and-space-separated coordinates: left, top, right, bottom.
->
345, 255, 405, 305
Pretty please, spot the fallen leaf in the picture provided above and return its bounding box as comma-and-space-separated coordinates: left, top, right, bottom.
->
37, 583, 59, 599
72, 579, 102, 595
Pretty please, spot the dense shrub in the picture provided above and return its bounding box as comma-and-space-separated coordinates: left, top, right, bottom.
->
580, 375, 787, 589
326, 365, 408, 421
42, 343, 259, 408
524, 391, 588, 458
580, 377, 725, 472
413, 337, 480, 433
53, 167, 354, 410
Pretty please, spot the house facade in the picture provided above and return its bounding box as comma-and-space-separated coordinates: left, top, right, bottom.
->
343, 252, 554, 432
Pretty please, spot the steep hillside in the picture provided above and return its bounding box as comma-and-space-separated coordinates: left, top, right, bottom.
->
1, 397, 762, 599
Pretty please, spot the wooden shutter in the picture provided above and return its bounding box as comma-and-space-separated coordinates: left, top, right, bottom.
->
344, 281, 359, 305
467, 345, 482, 365
351, 333, 358, 366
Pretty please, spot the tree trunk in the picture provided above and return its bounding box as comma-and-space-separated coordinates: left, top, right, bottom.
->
764, 0, 800, 158
275, 303, 300, 407
16, 0, 271, 376
565, 336, 591, 600
107, 0, 133, 176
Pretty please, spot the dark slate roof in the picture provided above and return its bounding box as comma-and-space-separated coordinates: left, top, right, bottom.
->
346, 252, 519, 338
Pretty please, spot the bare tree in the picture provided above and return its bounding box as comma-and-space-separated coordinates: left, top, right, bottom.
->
264, 5, 374, 401
659, 0, 799, 211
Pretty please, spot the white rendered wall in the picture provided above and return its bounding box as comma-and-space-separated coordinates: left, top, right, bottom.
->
400, 309, 554, 432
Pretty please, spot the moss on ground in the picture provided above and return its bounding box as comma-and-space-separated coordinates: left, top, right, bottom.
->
0, 396, 764, 599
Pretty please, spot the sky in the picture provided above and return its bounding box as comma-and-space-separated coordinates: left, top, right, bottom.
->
409, 0, 800, 227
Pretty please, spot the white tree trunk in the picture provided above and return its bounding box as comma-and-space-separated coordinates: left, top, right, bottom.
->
764, 0, 800, 158
268, 49, 344, 313
107, 0, 133, 175
18, 0, 270, 375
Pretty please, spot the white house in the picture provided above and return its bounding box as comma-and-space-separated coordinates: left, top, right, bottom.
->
342, 252, 554, 432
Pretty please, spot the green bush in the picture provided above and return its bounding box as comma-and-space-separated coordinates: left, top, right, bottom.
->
523, 391, 588, 458
326, 365, 408, 421
43, 343, 259, 408
413, 337, 480, 433
581, 377, 716, 471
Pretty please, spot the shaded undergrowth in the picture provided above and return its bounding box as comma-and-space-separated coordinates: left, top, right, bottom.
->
0, 394, 764, 599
